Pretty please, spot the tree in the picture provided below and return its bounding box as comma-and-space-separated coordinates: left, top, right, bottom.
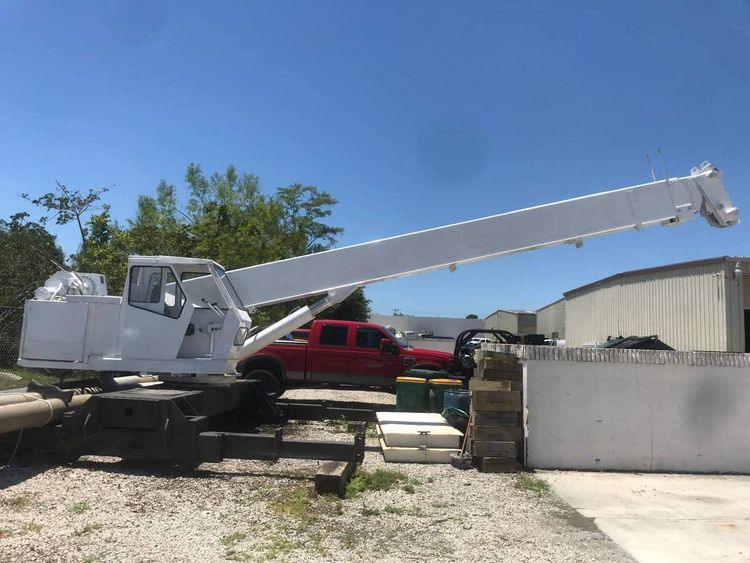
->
317, 288, 372, 322
0, 213, 65, 307
22, 182, 108, 254
465, 314, 479, 319
72, 163, 370, 322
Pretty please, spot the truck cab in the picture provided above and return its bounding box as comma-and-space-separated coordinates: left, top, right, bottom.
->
237, 320, 452, 391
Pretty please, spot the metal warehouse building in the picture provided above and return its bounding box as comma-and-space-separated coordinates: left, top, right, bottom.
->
564, 256, 750, 352
536, 298, 565, 339
485, 309, 537, 335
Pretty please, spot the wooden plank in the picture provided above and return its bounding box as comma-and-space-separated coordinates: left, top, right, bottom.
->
473, 412, 522, 427
469, 379, 523, 392
472, 440, 518, 459
480, 368, 522, 382
472, 390, 522, 412
483, 357, 521, 370
474, 457, 520, 473
315, 461, 356, 498
471, 425, 523, 441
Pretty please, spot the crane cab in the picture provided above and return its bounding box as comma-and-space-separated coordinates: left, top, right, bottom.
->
18, 256, 253, 375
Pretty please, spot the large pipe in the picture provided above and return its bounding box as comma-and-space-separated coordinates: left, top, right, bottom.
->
0, 394, 90, 435
0, 375, 159, 407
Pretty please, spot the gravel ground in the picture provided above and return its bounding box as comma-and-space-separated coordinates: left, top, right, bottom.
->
0, 388, 631, 563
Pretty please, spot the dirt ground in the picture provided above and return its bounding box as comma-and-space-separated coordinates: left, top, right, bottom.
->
0, 389, 631, 563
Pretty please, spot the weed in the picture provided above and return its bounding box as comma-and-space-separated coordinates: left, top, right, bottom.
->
360, 506, 381, 516
20, 521, 43, 535
402, 483, 416, 494
70, 501, 91, 514
81, 556, 100, 563
269, 487, 315, 521
515, 474, 550, 495
74, 522, 103, 537
323, 416, 349, 433
345, 468, 408, 498
221, 531, 247, 548
0, 529, 12, 539
2, 493, 33, 511
383, 505, 424, 517
341, 528, 358, 550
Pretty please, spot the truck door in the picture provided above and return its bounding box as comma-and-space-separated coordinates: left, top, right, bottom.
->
349, 326, 403, 386
308, 323, 352, 385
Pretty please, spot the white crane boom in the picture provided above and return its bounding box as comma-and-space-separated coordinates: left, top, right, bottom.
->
229, 161, 737, 309
17, 161, 738, 376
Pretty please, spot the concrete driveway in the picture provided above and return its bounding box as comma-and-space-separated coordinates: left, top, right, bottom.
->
539, 471, 750, 563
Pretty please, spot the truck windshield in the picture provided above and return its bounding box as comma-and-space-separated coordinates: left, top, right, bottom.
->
214, 266, 245, 309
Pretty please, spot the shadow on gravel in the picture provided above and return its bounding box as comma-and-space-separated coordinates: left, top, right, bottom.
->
72, 457, 314, 481
0, 463, 53, 488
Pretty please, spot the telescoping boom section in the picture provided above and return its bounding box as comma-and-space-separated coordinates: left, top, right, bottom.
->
18, 162, 738, 376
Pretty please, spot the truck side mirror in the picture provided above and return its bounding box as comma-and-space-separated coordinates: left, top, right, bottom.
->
380, 338, 398, 354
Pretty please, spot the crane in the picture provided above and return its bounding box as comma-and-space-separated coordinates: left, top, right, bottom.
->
18, 161, 739, 377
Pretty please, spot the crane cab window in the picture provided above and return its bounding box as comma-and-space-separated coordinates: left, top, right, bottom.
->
128, 266, 185, 319
356, 327, 385, 349
319, 325, 348, 346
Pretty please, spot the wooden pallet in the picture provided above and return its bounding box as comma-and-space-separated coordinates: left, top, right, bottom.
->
469, 350, 524, 473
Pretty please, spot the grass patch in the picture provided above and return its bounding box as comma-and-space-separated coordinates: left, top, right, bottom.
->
384, 504, 424, 517
81, 556, 100, 563
360, 505, 381, 516
346, 468, 409, 498
70, 501, 91, 514
221, 531, 250, 562
2, 493, 33, 511
0, 528, 12, 539
74, 522, 103, 536
20, 521, 43, 534
515, 474, 550, 495
269, 487, 315, 521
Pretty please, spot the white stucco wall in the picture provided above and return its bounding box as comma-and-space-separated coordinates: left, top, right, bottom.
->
524, 358, 750, 473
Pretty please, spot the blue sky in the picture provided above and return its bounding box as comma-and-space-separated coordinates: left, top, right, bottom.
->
1, 1, 748, 318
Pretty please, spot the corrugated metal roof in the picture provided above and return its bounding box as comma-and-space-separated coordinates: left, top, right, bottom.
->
564, 256, 748, 298
535, 297, 564, 312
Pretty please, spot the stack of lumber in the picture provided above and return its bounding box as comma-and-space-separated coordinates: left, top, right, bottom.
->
468, 350, 523, 473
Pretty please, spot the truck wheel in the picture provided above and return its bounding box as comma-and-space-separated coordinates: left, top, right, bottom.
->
242, 368, 284, 398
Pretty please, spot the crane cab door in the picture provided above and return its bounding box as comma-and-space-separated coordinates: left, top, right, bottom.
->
120, 265, 193, 361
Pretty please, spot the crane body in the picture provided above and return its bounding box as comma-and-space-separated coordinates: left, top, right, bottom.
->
17, 161, 739, 377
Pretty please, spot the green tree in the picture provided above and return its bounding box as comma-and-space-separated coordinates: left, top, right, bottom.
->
466, 314, 479, 319
22, 182, 108, 254
0, 213, 65, 307
73, 163, 370, 322
317, 288, 372, 322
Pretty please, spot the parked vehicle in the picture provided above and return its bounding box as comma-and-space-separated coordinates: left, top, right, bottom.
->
237, 319, 453, 394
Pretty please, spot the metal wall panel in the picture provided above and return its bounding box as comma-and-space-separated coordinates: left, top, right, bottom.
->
536, 299, 565, 339
565, 261, 743, 351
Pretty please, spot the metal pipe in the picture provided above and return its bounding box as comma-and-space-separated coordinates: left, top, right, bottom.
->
0, 375, 158, 407
0, 394, 90, 435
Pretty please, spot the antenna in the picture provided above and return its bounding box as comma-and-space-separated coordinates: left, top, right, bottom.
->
645, 154, 656, 182
657, 148, 670, 182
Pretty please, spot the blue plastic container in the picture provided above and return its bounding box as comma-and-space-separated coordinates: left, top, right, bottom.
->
443, 389, 471, 414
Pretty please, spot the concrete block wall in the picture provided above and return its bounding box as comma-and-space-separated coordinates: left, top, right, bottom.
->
488, 344, 750, 473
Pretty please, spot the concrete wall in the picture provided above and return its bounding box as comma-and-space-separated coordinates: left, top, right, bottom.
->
519, 350, 750, 473
370, 314, 482, 338
536, 299, 565, 339
565, 260, 739, 351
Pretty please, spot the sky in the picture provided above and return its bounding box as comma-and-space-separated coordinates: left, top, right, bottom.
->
1, 1, 748, 318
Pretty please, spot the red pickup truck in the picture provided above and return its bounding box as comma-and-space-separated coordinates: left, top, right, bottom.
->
236, 320, 453, 394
